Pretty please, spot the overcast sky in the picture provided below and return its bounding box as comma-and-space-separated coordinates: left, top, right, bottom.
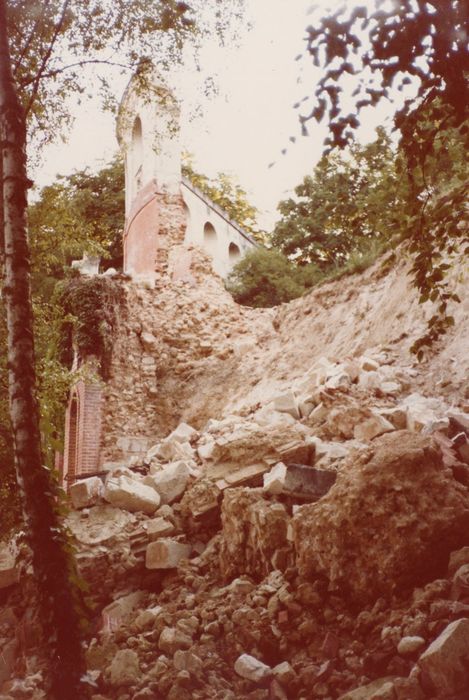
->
33, 0, 396, 230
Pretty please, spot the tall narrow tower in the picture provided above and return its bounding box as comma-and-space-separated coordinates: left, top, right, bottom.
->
117, 65, 185, 278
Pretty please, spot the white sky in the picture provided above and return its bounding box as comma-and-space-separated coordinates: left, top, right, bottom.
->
33, 0, 398, 230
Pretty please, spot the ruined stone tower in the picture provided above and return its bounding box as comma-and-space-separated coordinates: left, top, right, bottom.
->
116, 65, 186, 280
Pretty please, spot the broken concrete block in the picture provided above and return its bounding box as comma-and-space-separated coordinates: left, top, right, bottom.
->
144, 461, 191, 504
69, 476, 103, 509
263, 462, 287, 495
272, 390, 300, 419
234, 653, 272, 682
418, 618, 469, 695
146, 517, 176, 540
104, 475, 160, 514
145, 539, 191, 569
354, 413, 395, 442
167, 422, 198, 443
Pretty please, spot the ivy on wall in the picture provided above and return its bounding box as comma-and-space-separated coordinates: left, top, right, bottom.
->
56, 276, 126, 380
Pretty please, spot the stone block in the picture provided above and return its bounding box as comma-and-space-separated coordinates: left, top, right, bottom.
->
358, 370, 383, 391
325, 371, 351, 390
102, 591, 145, 634
285, 463, 336, 500
272, 661, 295, 685
167, 422, 198, 443
140, 331, 157, 351
158, 626, 192, 655
294, 431, 469, 604
153, 439, 195, 463
379, 407, 407, 430
276, 439, 315, 466
146, 516, 175, 540
234, 653, 272, 682
108, 649, 140, 686
308, 402, 328, 423
354, 413, 395, 442
272, 390, 300, 420
144, 461, 190, 504
146, 539, 191, 569
263, 462, 287, 495
197, 438, 216, 460
397, 636, 425, 655
104, 475, 160, 514
70, 476, 103, 509
418, 618, 469, 695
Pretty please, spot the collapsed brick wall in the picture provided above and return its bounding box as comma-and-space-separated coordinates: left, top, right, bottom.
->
123, 181, 186, 276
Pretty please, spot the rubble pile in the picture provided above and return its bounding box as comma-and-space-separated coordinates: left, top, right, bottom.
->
1, 248, 469, 699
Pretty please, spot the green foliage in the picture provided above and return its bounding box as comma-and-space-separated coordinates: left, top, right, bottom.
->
182, 156, 265, 242
225, 247, 322, 307
302, 1, 468, 354
29, 155, 125, 277
56, 276, 126, 379
272, 129, 401, 267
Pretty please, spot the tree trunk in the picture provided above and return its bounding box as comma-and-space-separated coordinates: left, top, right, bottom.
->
0, 1, 89, 697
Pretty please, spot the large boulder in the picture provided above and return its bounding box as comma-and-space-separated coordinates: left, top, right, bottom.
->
143, 461, 191, 504
418, 618, 469, 696
69, 476, 103, 509
220, 488, 292, 580
104, 475, 160, 514
293, 431, 469, 603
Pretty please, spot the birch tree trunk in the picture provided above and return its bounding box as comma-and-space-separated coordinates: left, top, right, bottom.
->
0, 1, 88, 697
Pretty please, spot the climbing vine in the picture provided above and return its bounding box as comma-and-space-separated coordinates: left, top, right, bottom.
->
56, 276, 126, 380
